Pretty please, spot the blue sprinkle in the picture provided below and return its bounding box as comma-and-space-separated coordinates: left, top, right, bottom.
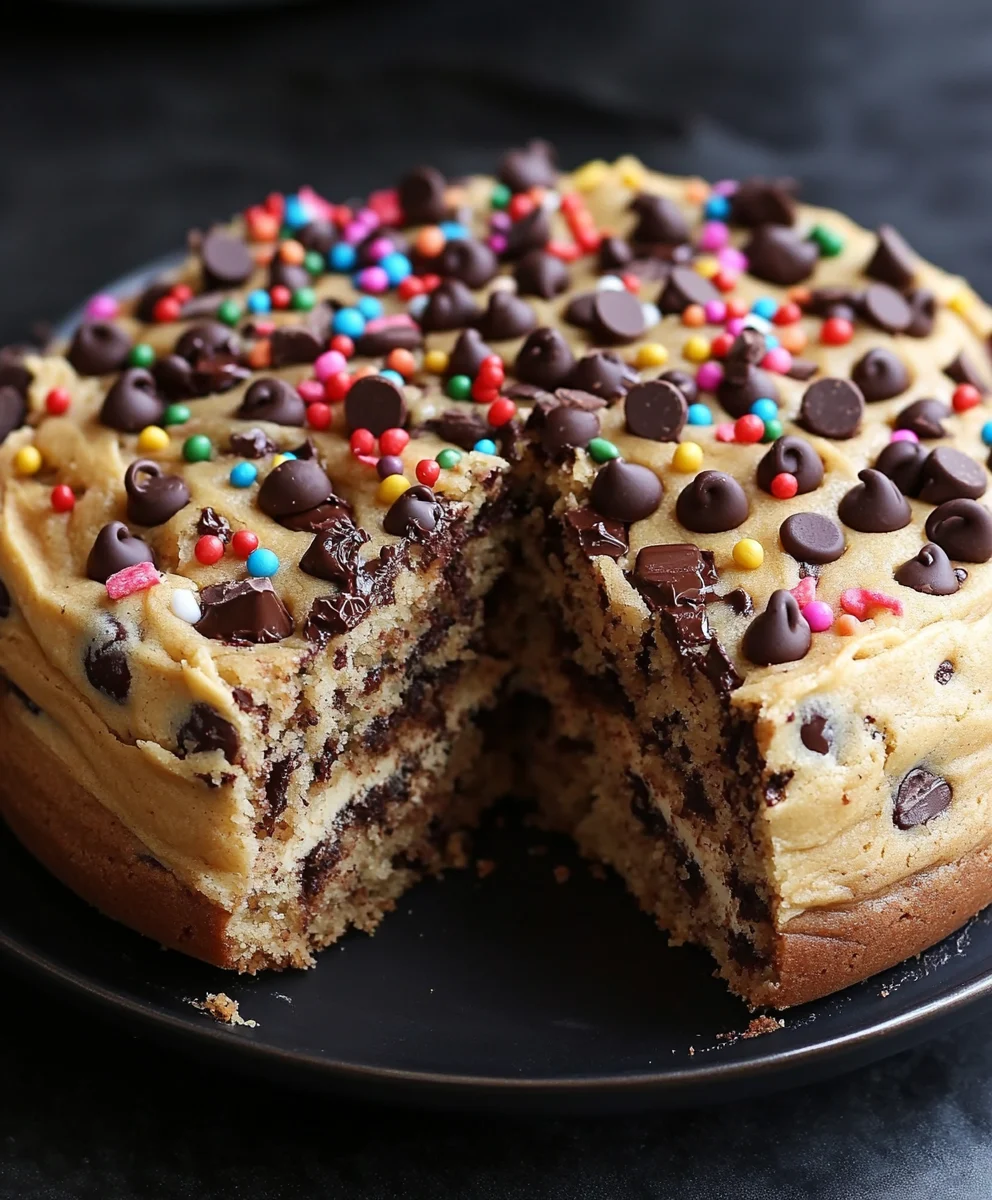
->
357, 296, 383, 320
246, 289, 271, 314
439, 222, 469, 241
687, 403, 713, 426
751, 296, 778, 320
282, 195, 310, 230
246, 548, 280, 578
379, 369, 405, 386
229, 462, 258, 488
332, 307, 366, 338
703, 195, 731, 221
329, 243, 357, 272
279, 452, 297, 462
407, 294, 429, 318
764, 334, 780, 351
380, 252, 412, 286
982, 421, 992, 446
473, 438, 498, 455
750, 397, 778, 422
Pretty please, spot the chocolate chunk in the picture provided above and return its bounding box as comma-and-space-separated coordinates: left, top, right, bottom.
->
436, 239, 498, 288
563, 352, 637, 399
850, 348, 910, 402
591, 289, 646, 344
657, 266, 719, 315
862, 284, 912, 335
629, 193, 689, 246
195, 577, 294, 644
743, 226, 818, 286
355, 320, 423, 357
428, 407, 490, 451
905, 288, 936, 338
268, 258, 311, 294
174, 321, 240, 363
237, 377, 306, 426
258, 457, 334, 520
729, 178, 797, 227
799, 377, 864, 440
154, 353, 248, 402
383, 484, 443, 536
756, 436, 824, 495
935, 660, 955, 684
124, 460, 190, 527
541, 406, 600, 459
278, 500, 351, 533
589, 458, 663, 523
659, 369, 698, 406
721, 588, 753, 616
502, 209, 551, 261
419, 279, 481, 332
197, 507, 231, 543
474, 290, 537, 341
598, 236, 634, 271
805, 286, 862, 318
99, 367, 166, 434
632, 543, 717, 608
84, 619, 131, 703
398, 166, 448, 225
874, 440, 928, 496
624, 379, 687, 442
444, 328, 493, 381
514, 327, 575, 390
675, 470, 749, 533
67, 322, 131, 376
514, 250, 570, 299
85, 522, 154, 584
787, 359, 820, 382
918, 447, 988, 505
299, 519, 369, 584
297, 220, 337, 255
894, 397, 950, 440
498, 140, 557, 192
200, 229, 254, 290
742, 591, 811, 666
893, 767, 951, 829
0, 386, 26, 445
925, 498, 992, 562
177, 703, 239, 763
865, 225, 917, 290
563, 293, 597, 330
229, 428, 276, 458
894, 542, 961, 595
780, 512, 846, 564
344, 374, 406, 436
304, 591, 373, 641
943, 351, 989, 395
800, 714, 831, 755
563, 509, 628, 560
838, 468, 912, 533
269, 325, 325, 367
0, 577, 9, 619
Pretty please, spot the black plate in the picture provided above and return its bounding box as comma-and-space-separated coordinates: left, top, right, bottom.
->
2, 262, 992, 1114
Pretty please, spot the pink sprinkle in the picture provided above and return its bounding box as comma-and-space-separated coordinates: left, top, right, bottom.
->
704, 300, 727, 324
802, 600, 833, 633
712, 179, 739, 197
106, 561, 159, 601
488, 234, 508, 254
357, 266, 389, 293
696, 361, 724, 392
253, 320, 276, 337
719, 246, 748, 273
890, 428, 919, 443
314, 350, 348, 381
365, 237, 394, 262
355, 208, 380, 231
840, 588, 904, 621
85, 293, 119, 320
298, 186, 334, 221
698, 221, 730, 252
363, 314, 417, 332
715, 422, 736, 443
790, 577, 817, 608
297, 379, 325, 404
367, 188, 402, 226
762, 347, 793, 374
343, 221, 367, 244
490, 212, 512, 232
355, 453, 379, 469
726, 317, 747, 337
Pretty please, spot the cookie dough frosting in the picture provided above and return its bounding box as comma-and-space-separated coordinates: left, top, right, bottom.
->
2, 142, 992, 1007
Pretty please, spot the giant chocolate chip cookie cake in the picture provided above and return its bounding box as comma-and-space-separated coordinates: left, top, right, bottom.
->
2, 144, 991, 1008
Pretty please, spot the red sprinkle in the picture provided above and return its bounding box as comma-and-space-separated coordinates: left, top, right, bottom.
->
621, 273, 641, 295
50, 484, 76, 512
306, 402, 332, 430
330, 334, 355, 358
709, 332, 735, 358
195, 535, 225, 566
153, 295, 182, 324
270, 284, 292, 310
790, 576, 817, 608
378, 427, 410, 456
773, 301, 802, 326
419, 274, 441, 292
45, 387, 71, 416
487, 397, 516, 427
574, 228, 602, 254
324, 372, 353, 403
952, 383, 983, 413
770, 472, 799, 499
231, 530, 259, 559
398, 276, 425, 301
297, 379, 324, 405
350, 428, 377, 457
839, 588, 904, 620
472, 378, 500, 404
821, 316, 854, 346
171, 283, 193, 304
713, 270, 739, 293
725, 298, 749, 320
546, 240, 581, 262
106, 561, 160, 601
416, 458, 441, 487
508, 194, 535, 221
734, 414, 765, 444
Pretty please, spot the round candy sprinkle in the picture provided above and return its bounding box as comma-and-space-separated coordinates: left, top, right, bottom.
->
386, 348, 417, 378
333, 308, 366, 338
128, 343, 155, 369
734, 414, 764, 444
687, 403, 713, 426
809, 225, 844, 257
704, 195, 730, 220
231, 530, 259, 559
695, 361, 723, 391
183, 434, 212, 463
762, 347, 792, 374
672, 442, 703, 473
304, 250, 325, 277
715, 422, 736, 443
270, 285, 292, 310
50, 484, 75, 513
488, 397, 516, 427
761, 419, 783, 443
246, 547, 279, 577
683, 335, 710, 363
195, 535, 225, 566
417, 459, 441, 486
587, 437, 619, 464
473, 438, 498, 455
436, 448, 462, 470
357, 295, 383, 320
292, 287, 316, 312
230, 462, 258, 488
379, 428, 410, 456
217, 298, 242, 326
424, 350, 449, 374
377, 455, 405, 480
446, 374, 472, 400
381, 252, 412, 286
491, 183, 512, 209
137, 425, 169, 453
170, 589, 201, 625
45, 387, 71, 416
377, 474, 412, 504
835, 614, 860, 636
682, 304, 706, 328
952, 383, 982, 413
307, 402, 332, 430
635, 343, 668, 369
162, 403, 191, 426
982, 421, 992, 446
378, 368, 405, 387
297, 379, 324, 405
774, 301, 803, 326
271, 452, 296, 467
314, 350, 348, 381
770, 472, 799, 500
821, 316, 854, 346
750, 397, 778, 423
751, 297, 778, 320
329, 243, 357, 272
732, 539, 764, 570
14, 445, 41, 475
890, 428, 919, 444
85, 293, 119, 321
803, 600, 834, 632
350, 428, 376, 456
325, 372, 352, 403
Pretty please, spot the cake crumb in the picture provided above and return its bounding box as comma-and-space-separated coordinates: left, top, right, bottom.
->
476, 858, 496, 878
192, 992, 258, 1028
553, 865, 570, 884
445, 831, 471, 870
741, 1016, 784, 1039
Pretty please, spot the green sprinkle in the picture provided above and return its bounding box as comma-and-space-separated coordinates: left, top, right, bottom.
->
292, 286, 316, 311
761, 418, 783, 443
445, 374, 472, 400
491, 183, 512, 210
436, 448, 462, 470
128, 343, 155, 369
217, 298, 242, 326
587, 437, 619, 463
304, 250, 325, 277
809, 224, 845, 258
183, 434, 213, 463
162, 403, 191, 426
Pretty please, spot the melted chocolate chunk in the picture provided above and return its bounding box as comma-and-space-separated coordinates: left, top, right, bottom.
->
541, 406, 600, 459
800, 714, 831, 755
563, 352, 637, 399
383, 484, 443, 537
200, 229, 254, 290
743, 225, 818, 285
675, 470, 749, 533
177, 703, 239, 763
780, 512, 846, 564
84, 619, 131, 703
85, 522, 154, 584
632, 544, 717, 608
624, 379, 687, 442
344, 374, 406, 436
755, 436, 824, 495
657, 266, 719, 315
229, 428, 276, 459
474, 290, 537, 341
498, 140, 557, 192
851, 347, 910, 401
258, 457, 335, 521
918, 447, 988, 505
799, 377, 864, 440
865, 225, 917, 290
237, 377, 306, 427
435, 238, 498, 288
197, 507, 231, 543
925, 498, 992, 562
67, 322, 131, 376
894, 397, 950, 440
589, 459, 663, 523
562, 509, 628, 560
592, 289, 646, 343
514, 327, 575, 390
894, 543, 960, 595
124, 460, 190, 527
838, 469, 912, 533
893, 767, 952, 829
195, 578, 294, 645
100, 368, 164, 433
398, 165, 448, 224
174, 321, 239, 363
730, 177, 798, 227
299, 519, 369, 584
742, 591, 811, 666
418, 279, 481, 332
629, 193, 689, 246
0, 386, 27, 445
514, 250, 570, 299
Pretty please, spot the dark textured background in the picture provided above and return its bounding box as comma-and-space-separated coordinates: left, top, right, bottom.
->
5, 1, 992, 1195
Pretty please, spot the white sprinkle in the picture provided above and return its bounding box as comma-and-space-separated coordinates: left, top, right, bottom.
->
418, 401, 439, 421
171, 590, 201, 625
489, 275, 517, 293
596, 274, 625, 292
407, 294, 428, 318
541, 191, 561, 213
641, 302, 661, 328
743, 313, 772, 334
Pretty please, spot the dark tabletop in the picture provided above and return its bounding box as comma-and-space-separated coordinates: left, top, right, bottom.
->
4, 2, 992, 1195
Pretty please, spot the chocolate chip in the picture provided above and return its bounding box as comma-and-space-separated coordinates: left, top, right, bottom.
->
850, 347, 910, 401
237, 377, 306, 427
124, 460, 190, 527
730, 178, 798, 227
599, 236, 634, 272
742, 590, 811, 666
200, 229, 254, 290
589, 459, 663, 523
865, 225, 917, 290
563, 352, 636, 399
398, 166, 448, 225
624, 379, 687, 442
428, 407, 490, 450
874, 440, 928, 496
717, 331, 780, 417
502, 209, 551, 261
354, 320, 423, 357
541, 406, 600, 459
419, 279, 481, 332
344, 374, 406, 436
177, 703, 239, 763
563, 293, 597, 330
474, 290, 537, 341
935, 660, 955, 684
299, 519, 369, 584
592, 289, 646, 344
838, 468, 912, 533
67, 322, 131, 376
894, 397, 950, 440
0, 345, 33, 396
0, 386, 26, 445
498, 140, 557, 193
805, 286, 862, 317
229, 428, 276, 458
905, 288, 936, 338
675, 470, 749, 533
444, 328, 493, 381
85, 521, 154, 583
893, 767, 951, 829
563, 509, 628, 560
742, 225, 818, 285
174, 321, 240, 363
780, 512, 846, 564
267, 258, 311, 294
197, 507, 231, 543
384, 484, 443, 537
84, 618, 131, 703
925, 498, 992, 562
269, 325, 325, 368
514, 327, 575, 390
258, 458, 334, 520
297, 220, 337, 255
659, 369, 698, 406
943, 351, 989, 395
100, 368, 166, 434
799, 378, 864, 440
918, 447, 988, 505
756, 436, 824, 495
0, 577, 9, 619
629, 193, 690, 246
786, 358, 820, 382
436, 239, 498, 289
195, 578, 294, 645
894, 542, 961, 595
800, 714, 831, 755
631, 543, 717, 608
514, 250, 570, 299
657, 266, 719, 315
862, 283, 912, 334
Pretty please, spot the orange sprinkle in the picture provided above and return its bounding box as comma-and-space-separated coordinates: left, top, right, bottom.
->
415, 226, 445, 258
247, 211, 279, 242
352, 364, 377, 381
386, 348, 417, 378
246, 339, 271, 370
778, 326, 809, 354
684, 178, 709, 204
682, 304, 706, 328
787, 285, 812, 306
835, 614, 860, 636
253, 247, 274, 267
444, 185, 467, 210
279, 239, 305, 265
528, 185, 546, 206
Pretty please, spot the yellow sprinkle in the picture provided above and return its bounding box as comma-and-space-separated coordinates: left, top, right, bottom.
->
672, 442, 703, 473
732, 538, 764, 570
949, 290, 974, 317
682, 335, 711, 363
137, 425, 169, 453
573, 160, 609, 192
423, 349, 449, 375
684, 178, 709, 204
377, 474, 411, 505
693, 256, 720, 279
14, 445, 42, 475
635, 342, 669, 369
619, 163, 645, 191
271, 453, 291, 467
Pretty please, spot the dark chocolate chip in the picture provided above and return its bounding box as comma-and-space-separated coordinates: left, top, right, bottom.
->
514, 250, 570, 299
894, 542, 961, 595
474, 290, 537, 341
297, 220, 337, 255
514, 327, 575, 390
444, 328, 493, 381
780, 512, 846, 564
267, 258, 311, 294
398, 166, 448, 225
428, 407, 490, 451
418, 279, 481, 332
918, 447, 988, 505
177, 703, 239, 763
718, 364, 782, 419
498, 140, 557, 193
787, 358, 820, 382
258, 457, 334, 519
865, 225, 917, 290
344, 374, 406, 436
502, 208, 551, 261
874, 440, 928, 496
659, 369, 698, 406
99, 368, 165, 433
269, 325, 325, 367
599, 236, 634, 271
383, 484, 443, 536
0, 385, 26, 445
905, 288, 936, 338
84, 618, 130, 703
935, 660, 955, 685
541, 406, 600, 459
943, 351, 989, 395
862, 284, 912, 334
624, 379, 687, 442
799, 377, 864, 440
591, 290, 644, 345
657, 266, 719, 315
729, 178, 798, 227
894, 397, 950, 440
197, 507, 231, 543
563, 508, 628, 560
925, 498, 992, 562
632, 543, 717, 607
838, 468, 912, 533
354, 320, 423, 357
200, 229, 254, 290
85, 521, 155, 583
174, 321, 240, 363
436, 239, 498, 289
589, 458, 663, 523
299, 519, 369, 584
563, 351, 637, 399
563, 293, 597, 330
805, 286, 863, 318
124, 460, 190, 527
800, 714, 831, 755
742, 225, 818, 285
229, 428, 276, 458
850, 348, 910, 402
756, 436, 824, 495
278, 500, 352, 533
67, 322, 131, 376
0, 345, 33, 396
742, 591, 811, 666
195, 577, 294, 644
675, 470, 749, 533
893, 767, 951, 829
237, 376, 306, 426
629, 193, 690, 246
